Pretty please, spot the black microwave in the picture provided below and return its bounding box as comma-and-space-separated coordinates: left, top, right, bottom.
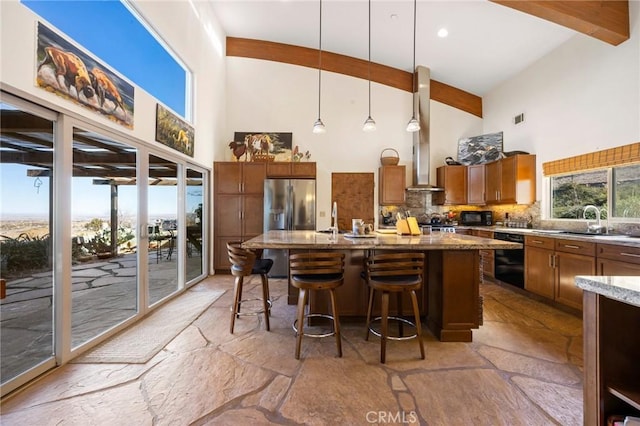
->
460, 210, 493, 226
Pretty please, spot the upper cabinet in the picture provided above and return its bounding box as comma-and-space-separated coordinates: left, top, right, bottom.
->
215, 162, 266, 194
485, 154, 536, 205
266, 162, 316, 178
379, 165, 405, 205
467, 164, 486, 205
433, 165, 467, 205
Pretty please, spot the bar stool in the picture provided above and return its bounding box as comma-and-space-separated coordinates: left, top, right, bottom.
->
227, 241, 273, 334
364, 252, 425, 363
289, 252, 345, 360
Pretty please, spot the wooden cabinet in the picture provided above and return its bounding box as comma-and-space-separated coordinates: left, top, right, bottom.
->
473, 229, 494, 280
524, 235, 595, 309
467, 164, 485, 205
378, 165, 405, 205
433, 165, 467, 205
597, 243, 640, 275
214, 162, 266, 271
554, 238, 596, 310
485, 154, 536, 205
583, 291, 640, 426
267, 162, 316, 178
524, 235, 555, 299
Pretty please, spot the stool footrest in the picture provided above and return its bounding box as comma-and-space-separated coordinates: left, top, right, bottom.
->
368, 316, 419, 341
293, 313, 336, 338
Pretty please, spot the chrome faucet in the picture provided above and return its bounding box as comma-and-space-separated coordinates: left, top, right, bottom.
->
583, 205, 606, 234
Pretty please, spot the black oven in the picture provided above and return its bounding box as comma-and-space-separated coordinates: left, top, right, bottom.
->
460, 210, 493, 226
493, 232, 525, 288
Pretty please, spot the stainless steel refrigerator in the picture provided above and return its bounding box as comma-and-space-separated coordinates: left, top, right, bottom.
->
263, 178, 316, 277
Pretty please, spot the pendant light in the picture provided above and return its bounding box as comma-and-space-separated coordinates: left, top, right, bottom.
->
406, 0, 420, 133
312, 0, 326, 134
362, 0, 376, 132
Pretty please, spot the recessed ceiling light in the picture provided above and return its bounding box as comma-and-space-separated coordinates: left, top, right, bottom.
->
390, 14, 398, 20
437, 28, 448, 38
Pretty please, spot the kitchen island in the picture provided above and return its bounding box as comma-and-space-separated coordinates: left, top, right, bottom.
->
243, 230, 522, 342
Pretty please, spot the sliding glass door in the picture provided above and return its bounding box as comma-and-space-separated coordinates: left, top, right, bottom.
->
70, 127, 138, 349
0, 98, 57, 394
186, 167, 205, 283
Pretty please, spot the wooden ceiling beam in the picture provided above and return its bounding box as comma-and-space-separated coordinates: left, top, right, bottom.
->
226, 37, 483, 118
491, 1, 629, 46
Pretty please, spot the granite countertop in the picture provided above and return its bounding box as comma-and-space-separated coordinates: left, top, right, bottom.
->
464, 226, 640, 248
242, 230, 522, 250
575, 275, 640, 308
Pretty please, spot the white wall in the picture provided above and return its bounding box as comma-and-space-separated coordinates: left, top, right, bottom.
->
483, 1, 640, 203
225, 57, 482, 228
0, 0, 225, 168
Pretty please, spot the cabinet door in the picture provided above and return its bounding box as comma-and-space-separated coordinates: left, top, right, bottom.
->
292, 162, 316, 178
484, 161, 501, 204
555, 251, 595, 310
215, 194, 242, 236
214, 236, 241, 271
525, 246, 555, 299
499, 156, 517, 203
215, 162, 242, 194
379, 166, 405, 205
243, 194, 264, 236
435, 166, 467, 205
242, 162, 266, 193
598, 258, 640, 275
266, 162, 291, 177
467, 164, 485, 205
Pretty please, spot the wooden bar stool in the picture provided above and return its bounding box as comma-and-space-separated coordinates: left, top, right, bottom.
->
227, 241, 273, 334
289, 252, 345, 360
364, 252, 425, 363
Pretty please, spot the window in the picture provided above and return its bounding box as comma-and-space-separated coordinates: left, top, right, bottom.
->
22, 0, 189, 118
551, 166, 640, 220
613, 164, 640, 218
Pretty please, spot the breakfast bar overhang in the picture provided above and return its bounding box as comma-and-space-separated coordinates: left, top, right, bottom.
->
243, 230, 522, 342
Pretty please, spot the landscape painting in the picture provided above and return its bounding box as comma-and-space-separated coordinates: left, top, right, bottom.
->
230, 132, 293, 162
35, 22, 134, 129
457, 131, 503, 165
155, 104, 195, 157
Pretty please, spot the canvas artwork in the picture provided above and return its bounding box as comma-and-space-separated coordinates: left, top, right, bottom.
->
155, 104, 195, 157
457, 131, 503, 165
231, 132, 293, 162
35, 22, 134, 129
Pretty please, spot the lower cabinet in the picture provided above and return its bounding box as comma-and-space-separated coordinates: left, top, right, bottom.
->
597, 243, 640, 275
525, 236, 596, 310
554, 242, 596, 310
524, 236, 555, 299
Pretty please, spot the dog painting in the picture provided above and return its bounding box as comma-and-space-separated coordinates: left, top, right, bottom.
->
36, 22, 134, 129
155, 104, 195, 157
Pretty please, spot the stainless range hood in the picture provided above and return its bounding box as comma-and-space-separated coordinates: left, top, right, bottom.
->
406, 66, 443, 192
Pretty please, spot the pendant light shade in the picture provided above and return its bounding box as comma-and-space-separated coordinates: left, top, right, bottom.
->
363, 0, 376, 132
313, 0, 326, 134
406, 0, 420, 133
313, 118, 326, 134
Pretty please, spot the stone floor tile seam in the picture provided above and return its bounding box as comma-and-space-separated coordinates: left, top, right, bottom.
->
505, 376, 573, 426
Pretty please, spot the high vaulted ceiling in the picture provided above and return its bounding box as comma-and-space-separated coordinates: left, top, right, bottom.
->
209, 0, 630, 97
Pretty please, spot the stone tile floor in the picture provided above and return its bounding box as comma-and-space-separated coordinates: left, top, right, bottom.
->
0, 275, 584, 425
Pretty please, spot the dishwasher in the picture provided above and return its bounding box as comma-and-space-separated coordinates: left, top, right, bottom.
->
493, 232, 525, 288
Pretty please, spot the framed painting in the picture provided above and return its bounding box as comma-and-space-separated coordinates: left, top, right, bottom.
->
231, 132, 292, 162
457, 131, 503, 165
35, 22, 134, 129
155, 104, 195, 157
